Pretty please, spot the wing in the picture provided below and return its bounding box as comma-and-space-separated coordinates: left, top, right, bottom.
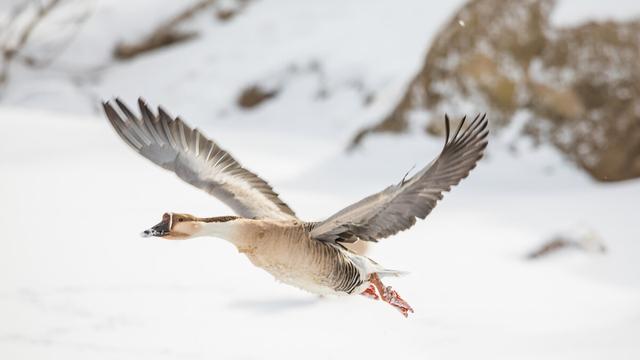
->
103, 98, 296, 220
309, 114, 488, 243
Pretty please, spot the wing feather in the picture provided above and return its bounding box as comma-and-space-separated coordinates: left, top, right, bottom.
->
103, 98, 296, 220
309, 114, 489, 243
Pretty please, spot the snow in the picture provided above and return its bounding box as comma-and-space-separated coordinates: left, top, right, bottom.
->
552, 0, 640, 27
2, 107, 640, 360
2, 0, 640, 359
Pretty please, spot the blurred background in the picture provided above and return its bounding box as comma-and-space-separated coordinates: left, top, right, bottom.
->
1, 0, 639, 359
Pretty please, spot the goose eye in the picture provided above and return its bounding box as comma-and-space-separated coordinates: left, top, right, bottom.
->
178, 218, 184, 222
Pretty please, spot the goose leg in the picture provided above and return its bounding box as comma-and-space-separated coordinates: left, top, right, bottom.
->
369, 273, 414, 318
360, 284, 379, 300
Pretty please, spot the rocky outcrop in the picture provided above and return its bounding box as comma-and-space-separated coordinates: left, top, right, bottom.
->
529, 20, 640, 181
352, 0, 640, 182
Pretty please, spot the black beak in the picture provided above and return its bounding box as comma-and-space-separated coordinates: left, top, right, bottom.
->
141, 213, 171, 238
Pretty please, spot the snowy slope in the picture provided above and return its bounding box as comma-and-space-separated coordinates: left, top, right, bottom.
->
1, 106, 640, 360
2, 0, 640, 359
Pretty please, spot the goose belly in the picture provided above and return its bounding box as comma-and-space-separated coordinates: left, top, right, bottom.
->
239, 238, 365, 296
265, 264, 347, 296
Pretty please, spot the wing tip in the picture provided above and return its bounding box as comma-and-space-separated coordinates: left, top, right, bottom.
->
157, 106, 174, 122
444, 113, 451, 143
442, 112, 490, 148
102, 99, 120, 122
114, 97, 126, 108
137, 97, 153, 116
101, 99, 112, 114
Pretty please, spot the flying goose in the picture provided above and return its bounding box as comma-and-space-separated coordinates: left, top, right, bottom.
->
103, 98, 488, 317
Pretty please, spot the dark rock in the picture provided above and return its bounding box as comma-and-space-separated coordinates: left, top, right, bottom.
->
237, 85, 279, 109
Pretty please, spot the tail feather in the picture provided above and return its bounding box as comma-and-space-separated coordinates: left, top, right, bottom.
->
344, 251, 409, 279
376, 268, 409, 278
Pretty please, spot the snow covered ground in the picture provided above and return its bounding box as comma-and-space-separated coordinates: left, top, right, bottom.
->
1, 1, 640, 359
2, 105, 640, 360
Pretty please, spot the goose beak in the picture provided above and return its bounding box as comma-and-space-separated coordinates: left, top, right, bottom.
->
140, 217, 171, 238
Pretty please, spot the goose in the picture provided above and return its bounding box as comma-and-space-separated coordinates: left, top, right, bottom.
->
102, 98, 489, 317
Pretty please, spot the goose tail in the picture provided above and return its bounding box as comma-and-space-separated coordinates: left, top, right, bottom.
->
375, 268, 409, 278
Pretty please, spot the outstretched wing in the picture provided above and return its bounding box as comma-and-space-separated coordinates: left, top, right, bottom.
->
103, 98, 296, 220
309, 114, 488, 243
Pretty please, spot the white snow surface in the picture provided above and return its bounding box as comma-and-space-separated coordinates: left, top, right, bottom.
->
1, 1, 640, 359
552, 0, 640, 26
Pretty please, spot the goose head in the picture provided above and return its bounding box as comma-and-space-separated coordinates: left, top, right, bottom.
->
141, 213, 239, 240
